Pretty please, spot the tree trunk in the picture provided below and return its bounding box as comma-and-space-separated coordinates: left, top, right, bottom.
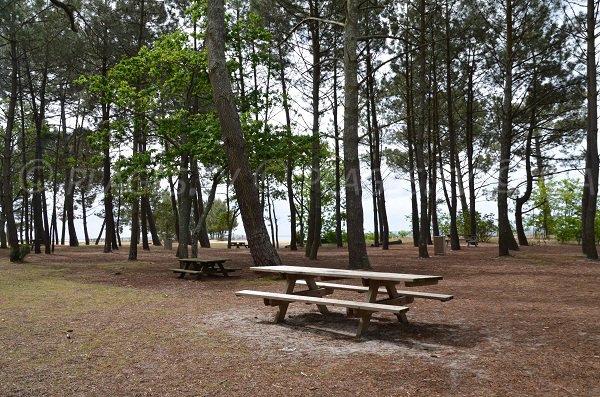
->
515, 64, 538, 246
466, 55, 477, 239
498, 0, 519, 256
62, 95, 79, 247
206, 0, 282, 266
405, 51, 419, 248
1, 38, 20, 252
343, 0, 370, 269
168, 174, 180, 241
415, 0, 429, 258
305, 0, 322, 260
582, 0, 599, 259
366, 77, 379, 248
101, 59, 117, 252
445, 2, 460, 250
278, 42, 298, 251
191, 168, 222, 245
0, 212, 7, 249
177, 155, 191, 258
144, 198, 161, 246
81, 190, 90, 245
333, 47, 343, 248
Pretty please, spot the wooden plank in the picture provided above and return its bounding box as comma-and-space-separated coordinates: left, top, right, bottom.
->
171, 269, 202, 274
404, 279, 440, 287
295, 280, 453, 301
179, 258, 229, 264
235, 290, 409, 314
375, 296, 414, 305
290, 287, 332, 298
250, 265, 442, 284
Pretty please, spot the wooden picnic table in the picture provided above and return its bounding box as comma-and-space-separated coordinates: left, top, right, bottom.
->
236, 265, 451, 338
230, 241, 248, 248
171, 257, 239, 279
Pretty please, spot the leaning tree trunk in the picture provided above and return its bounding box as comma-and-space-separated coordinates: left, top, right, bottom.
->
343, 0, 370, 269
206, 0, 282, 266
515, 64, 538, 246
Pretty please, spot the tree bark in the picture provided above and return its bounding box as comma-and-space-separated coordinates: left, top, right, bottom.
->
582, 0, 599, 259
61, 92, 79, 246
415, 0, 429, 258
305, 0, 322, 260
1, 38, 20, 252
445, 2, 460, 250
405, 51, 419, 248
206, 0, 282, 266
466, 55, 477, 239
343, 0, 370, 269
515, 63, 538, 246
333, 44, 343, 248
277, 42, 298, 251
498, 0, 519, 256
177, 155, 192, 258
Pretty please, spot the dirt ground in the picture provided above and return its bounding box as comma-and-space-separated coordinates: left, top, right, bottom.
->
0, 241, 598, 396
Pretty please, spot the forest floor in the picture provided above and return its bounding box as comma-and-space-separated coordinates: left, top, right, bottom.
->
0, 241, 599, 396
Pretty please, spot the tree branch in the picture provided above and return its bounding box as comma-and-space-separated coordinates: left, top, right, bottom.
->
49, 0, 77, 32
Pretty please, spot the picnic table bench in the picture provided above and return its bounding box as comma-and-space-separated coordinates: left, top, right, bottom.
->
236, 265, 452, 338
172, 257, 240, 279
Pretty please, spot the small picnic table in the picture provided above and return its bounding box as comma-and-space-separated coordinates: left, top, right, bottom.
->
172, 257, 239, 279
230, 241, 248, 248
236, 265, 451, 338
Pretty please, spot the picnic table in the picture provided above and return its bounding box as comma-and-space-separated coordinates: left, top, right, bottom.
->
171, 257, 240, 279
236, 265, 452, 338
230, 241, 248, 248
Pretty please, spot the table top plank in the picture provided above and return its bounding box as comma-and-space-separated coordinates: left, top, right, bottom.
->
179, 258, 229, 264
250, 265, 442, 283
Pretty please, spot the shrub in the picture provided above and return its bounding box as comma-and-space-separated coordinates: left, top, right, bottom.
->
10, 244, 30, 262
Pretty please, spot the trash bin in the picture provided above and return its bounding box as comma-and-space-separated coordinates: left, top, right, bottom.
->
164, 238, 173, 250
433, 236, 446, 255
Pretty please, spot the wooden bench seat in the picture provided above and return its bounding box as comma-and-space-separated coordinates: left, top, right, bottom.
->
171, 268, 202, 275
295, 280, 453, 302
235, 289, 409, 337
171, 268, 241, 278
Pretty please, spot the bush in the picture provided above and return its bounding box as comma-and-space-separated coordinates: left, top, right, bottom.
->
10, 244, 30, 262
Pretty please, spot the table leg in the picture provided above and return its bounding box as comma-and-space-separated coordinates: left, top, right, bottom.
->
274, 276, 297, 322
178, 261, 188, 278
305, 277, 330, 314
356, 311, 373, 338
384, 285, 409, 324
216, 262, 229, 277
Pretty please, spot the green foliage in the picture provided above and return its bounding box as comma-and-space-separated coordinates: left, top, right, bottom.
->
152, 190, 177, 239
10, 244, 31, 262
438, 211, 498, 242
206, 199, 238, 240
547, 179, 582, 243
